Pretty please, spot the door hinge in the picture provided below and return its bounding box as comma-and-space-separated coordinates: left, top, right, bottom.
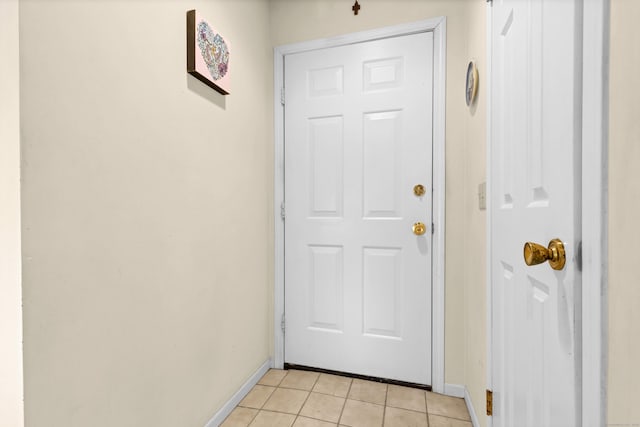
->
281, 313, 286, 333
280, 87, 285, 106
431, 222, 435, 235
486, 389, 493, 416
280, 201, 286, 221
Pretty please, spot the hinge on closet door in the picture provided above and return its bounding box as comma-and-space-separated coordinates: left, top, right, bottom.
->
280, 201, 286, 221
486, 389, 493, 416
280, 87, 285, 106
281, 313, 286, 333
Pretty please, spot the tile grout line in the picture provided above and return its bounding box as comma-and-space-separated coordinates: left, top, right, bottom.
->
337, 376, 354, 426
235, 370, 284, 427
292, 370, 321, 426
257, 370, 292, 426
253, 382, 274, 427
290, 384, 352, 424
385, 405, 432, 415
234, 383, 277, 425
425, 390, 430, 427
430, 413, 474, 424
246, 407, 260, 427
381, 383, 388, 427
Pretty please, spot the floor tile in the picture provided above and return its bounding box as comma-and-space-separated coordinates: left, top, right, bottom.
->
228, 371, 476, 427
383, 406, 428, 427
339, 399, 384, 427
347, 379, 387, 405
238, 385, 276, 409
249, 410, 296, 427
299, 392, 345, 423
258, 369, 288, 387
220, 407, 258, 427
386, 385, 426, 413
428, 414, 473, 427
293, 416, 337, 427
312, 373, 352, 398
263, 387, 309, 414
280, 370, 320, 391
425, 392, 470, 421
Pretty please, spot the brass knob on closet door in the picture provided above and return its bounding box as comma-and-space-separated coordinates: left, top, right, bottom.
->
412, 222, 427, 236
523, 239, 566, 271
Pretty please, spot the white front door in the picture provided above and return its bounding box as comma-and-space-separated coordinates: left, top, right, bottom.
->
490, 0, 582, 426
284, 32, 434, 384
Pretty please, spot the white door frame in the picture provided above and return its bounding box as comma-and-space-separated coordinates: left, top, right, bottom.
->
273, 17, 447, 393
485, 1, 609, 425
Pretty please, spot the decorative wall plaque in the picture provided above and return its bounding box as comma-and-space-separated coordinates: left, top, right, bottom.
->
187, 10, 231, 95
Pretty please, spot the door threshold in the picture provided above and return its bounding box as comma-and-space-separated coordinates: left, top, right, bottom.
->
283, 363, 432, 391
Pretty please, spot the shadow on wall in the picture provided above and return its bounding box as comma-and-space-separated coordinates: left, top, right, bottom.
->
187, 74, 227, 110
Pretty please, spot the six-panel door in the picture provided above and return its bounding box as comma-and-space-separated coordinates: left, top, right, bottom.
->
491, 0, 582, 425
284, 32, 434, 384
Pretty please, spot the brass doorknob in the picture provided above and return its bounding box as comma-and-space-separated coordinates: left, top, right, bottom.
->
523, 239, 566, 271
412, 222, 427, 236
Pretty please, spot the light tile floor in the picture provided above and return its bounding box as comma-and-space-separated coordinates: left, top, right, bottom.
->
221, 369, 472, 427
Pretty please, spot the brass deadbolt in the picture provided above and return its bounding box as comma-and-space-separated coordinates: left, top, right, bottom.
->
413, 184, 426, 197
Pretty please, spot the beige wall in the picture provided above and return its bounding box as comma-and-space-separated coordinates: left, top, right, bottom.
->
608, 0, 640, 424
462, 1, 487, 424
0, 0, 24, 426
270, 0, 487, 420
13, 0, 637, 425
19, 1, 273, 426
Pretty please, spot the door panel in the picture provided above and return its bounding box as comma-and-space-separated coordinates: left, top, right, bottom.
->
284, 32, 434, 384
308, 245, 343, 331
491, 0, 582, 426
363, 110, 402, 218
308, 116, 343, 217
362, 247, 402, 338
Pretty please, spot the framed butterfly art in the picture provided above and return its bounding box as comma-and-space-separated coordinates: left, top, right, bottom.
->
187, 10, 231, 95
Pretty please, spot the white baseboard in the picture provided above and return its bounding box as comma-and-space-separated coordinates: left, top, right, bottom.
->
464, 386, 481, 427
443, 383, 466, 398
204, 359, 271, 427
443, 383, 481, 427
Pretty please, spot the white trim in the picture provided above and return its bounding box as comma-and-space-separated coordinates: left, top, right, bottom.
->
273, 18, 447, 391
486, 1, 608, 426
430, 17, 447, 395
204, 359, 271, 427
443, 384, 480, 427
273, 17, 447, 57
464, 386, 481, 427
0, 1, 24, 425
444, 383, 466, 398
581, 0, 609, 425
273, 46, 285, 369
485, 3, 494, 427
